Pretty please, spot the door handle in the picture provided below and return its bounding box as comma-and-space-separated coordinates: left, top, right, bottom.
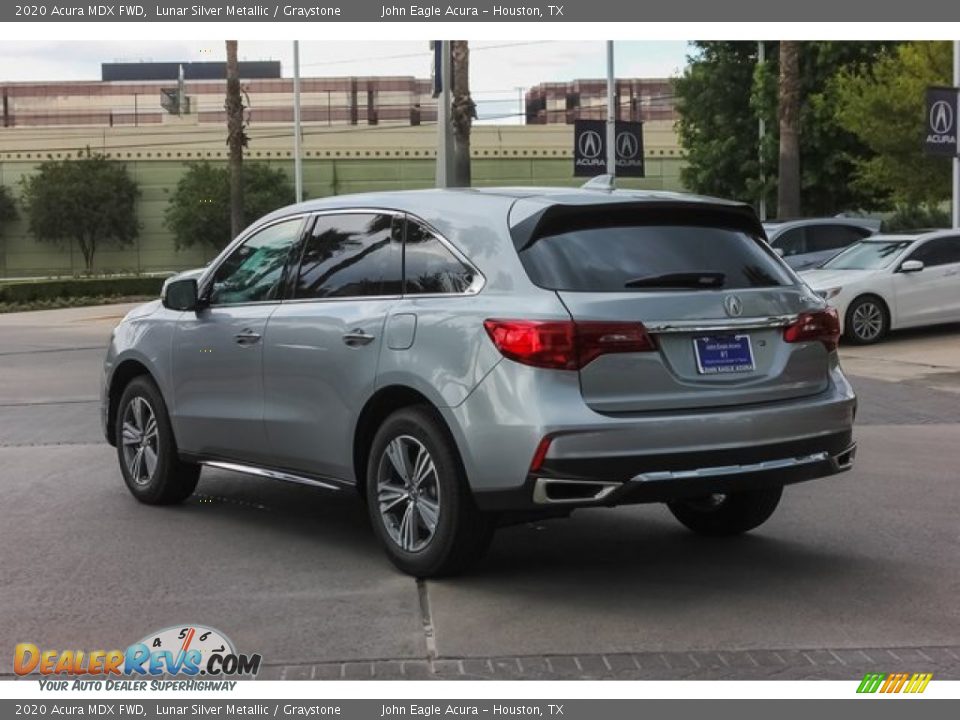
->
342, 329, 375, 346
234, 329, 262, 346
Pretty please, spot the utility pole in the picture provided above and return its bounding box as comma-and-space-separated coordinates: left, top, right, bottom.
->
225, 40, 247, 240
435, 40, 454, 188
516, 86, 525, 123
293, 40, 303, 203
954, 40, 959, 228
606, 40, 616, 180
758, 41, 767, 221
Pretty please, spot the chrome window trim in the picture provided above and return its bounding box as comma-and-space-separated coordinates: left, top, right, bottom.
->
645, 314, 799, 334
200, 212, 312, 309
280, 207, 486, 304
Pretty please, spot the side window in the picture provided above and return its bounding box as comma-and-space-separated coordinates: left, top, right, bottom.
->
808, 225, 868, 252
208, 219, 303, 306
294, 213, 402, 299
404, 219, 476, 294
774, 227, 806, 257
906, 238, 960, 268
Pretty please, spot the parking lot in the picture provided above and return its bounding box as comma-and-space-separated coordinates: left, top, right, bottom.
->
1, 303, 959, 680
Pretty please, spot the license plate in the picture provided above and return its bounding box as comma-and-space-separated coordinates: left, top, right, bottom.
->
693, 334, 755, 374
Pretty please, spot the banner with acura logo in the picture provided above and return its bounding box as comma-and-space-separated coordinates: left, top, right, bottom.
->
924, 86, 959, 156
573, 120, 645, 177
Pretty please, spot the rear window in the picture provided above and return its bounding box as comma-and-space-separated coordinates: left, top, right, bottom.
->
519, 224, 793, 292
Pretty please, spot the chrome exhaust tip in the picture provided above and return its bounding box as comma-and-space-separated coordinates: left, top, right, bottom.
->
533, 478, 619, 505
831, 444, 857, 471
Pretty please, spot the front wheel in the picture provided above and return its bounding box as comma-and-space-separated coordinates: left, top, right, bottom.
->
116, 376, 200, 505
366, 406, 494, 577
667, 486, 783, 536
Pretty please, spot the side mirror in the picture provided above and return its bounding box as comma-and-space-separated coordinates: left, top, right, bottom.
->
899, 259, 924, 274
162, 278, 201, 311
773, 247, 785, 258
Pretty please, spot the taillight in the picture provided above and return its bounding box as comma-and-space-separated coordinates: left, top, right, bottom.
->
483, 319, 655, 370
783, 308, 841, 351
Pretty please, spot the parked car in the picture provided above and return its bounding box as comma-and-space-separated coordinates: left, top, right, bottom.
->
801, 230, 960, 344
102, 188, 857, 577
763, 217, 881, 271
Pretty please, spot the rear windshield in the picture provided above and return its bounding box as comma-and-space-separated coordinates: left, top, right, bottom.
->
519, 224, 793, 292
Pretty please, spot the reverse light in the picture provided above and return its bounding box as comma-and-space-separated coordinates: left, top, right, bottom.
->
783, 308, 841, 351
483, 319, 656, 371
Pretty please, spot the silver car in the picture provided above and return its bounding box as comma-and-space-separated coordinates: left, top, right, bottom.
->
764, 217, 880, 271
102, 187, 857, 577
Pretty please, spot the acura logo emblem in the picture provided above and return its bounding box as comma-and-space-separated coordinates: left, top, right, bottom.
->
578, 130, 602, 159
616, 131, 639, 159
930, 100, 954, 135
723, 295, 743, 317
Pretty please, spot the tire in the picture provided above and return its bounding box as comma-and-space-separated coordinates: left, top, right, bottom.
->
844, 295, 889, 345
667, 486, 783, 537
365, 406, 494, 577
115, 376, 200, 505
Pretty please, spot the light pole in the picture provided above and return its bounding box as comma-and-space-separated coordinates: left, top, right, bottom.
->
293, 40, 303, 203
606, 40, 616, 180
953, 40, 959, 228
758, 41, 767, 222
435, 40, 454, 188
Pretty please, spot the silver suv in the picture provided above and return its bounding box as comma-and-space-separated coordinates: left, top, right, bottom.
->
102, 188, 857, 577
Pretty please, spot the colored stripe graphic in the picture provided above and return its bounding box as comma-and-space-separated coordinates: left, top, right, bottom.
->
857, 672, 932, 694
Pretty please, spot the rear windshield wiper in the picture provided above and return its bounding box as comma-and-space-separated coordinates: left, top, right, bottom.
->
623, 272, 725, 289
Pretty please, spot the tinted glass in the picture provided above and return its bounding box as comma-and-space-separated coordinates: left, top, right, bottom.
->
822, 240, 912, 270
807, 225, 870, 252
295, 213, 402, 298
520, 224, 792, 291
208, 219, 303, 305
774, 227, 807, 256
404, 220, 475, 294
906, 237, 960, 267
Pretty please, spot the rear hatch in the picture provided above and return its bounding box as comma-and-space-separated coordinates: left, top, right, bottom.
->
511, 201, 830, 413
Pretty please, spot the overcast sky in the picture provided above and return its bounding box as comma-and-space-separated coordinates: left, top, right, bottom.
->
0, 40, 690, 123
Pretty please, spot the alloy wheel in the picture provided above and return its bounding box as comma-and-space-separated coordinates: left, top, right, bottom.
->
376, 435, 441, 553
121, 396, 159, 486
851, 301, 883, 342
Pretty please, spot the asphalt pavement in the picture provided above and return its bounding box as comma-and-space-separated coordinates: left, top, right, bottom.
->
1, 304, 958, 681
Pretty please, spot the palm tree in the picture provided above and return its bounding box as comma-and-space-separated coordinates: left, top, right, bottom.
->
450, 41, 476, 187
225, 40, 247, 239
777, 41, 801, 218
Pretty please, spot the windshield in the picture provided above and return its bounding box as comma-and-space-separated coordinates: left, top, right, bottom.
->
820, 240, 913, 270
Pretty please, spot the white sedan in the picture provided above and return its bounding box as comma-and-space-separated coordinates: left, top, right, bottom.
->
800, 230, 960, 344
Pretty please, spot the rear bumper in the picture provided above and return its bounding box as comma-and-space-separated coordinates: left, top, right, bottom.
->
474, 431, 855, 511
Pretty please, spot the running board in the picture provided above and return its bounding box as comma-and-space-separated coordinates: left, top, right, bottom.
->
201, 460, 343, 492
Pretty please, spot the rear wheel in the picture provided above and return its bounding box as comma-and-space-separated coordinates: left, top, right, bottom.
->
667, 486, 783, 536
116, 376, 200, 505
366, 406, 494, 577
845, 295, 889, 345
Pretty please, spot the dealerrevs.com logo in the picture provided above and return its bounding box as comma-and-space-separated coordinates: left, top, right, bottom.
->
14, 625, 262, 689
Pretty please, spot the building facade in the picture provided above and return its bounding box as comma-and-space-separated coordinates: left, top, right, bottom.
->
525, 78, 676, 125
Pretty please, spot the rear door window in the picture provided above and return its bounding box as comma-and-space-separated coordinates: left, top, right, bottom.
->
519, 222, 793, 292
294, 213, 403, 299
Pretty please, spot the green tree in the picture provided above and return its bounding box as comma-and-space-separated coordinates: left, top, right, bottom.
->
675, 41, 897, 216
833, 41, 953, 208
0, 184, 16, 230
19, 152, 140, 273
164, 161, 294, 252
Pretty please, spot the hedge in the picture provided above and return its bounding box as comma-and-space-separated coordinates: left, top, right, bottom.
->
0, 276, 165, 304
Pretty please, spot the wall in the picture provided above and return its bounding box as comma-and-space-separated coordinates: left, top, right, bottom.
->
0, 124, 685, 278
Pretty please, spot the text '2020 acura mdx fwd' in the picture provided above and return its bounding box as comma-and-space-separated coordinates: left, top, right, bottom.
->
102, 187, 857, 576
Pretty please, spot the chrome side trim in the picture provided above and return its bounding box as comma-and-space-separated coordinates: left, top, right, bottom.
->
645, 315, 798, 334
202, 461, 343, 491
631, 452, 830, 483
533, 478, 619, 505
